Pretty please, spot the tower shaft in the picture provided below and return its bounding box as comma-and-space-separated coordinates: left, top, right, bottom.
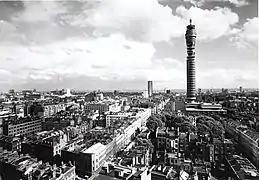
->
185, 20, 197, 101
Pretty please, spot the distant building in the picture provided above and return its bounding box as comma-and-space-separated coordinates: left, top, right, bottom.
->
148, 81, 153, 98
114, 90, 119, 95
198, 88, 202, 94
85, 92, 98, 102
85, 102, 121, 114
43, 103, 66, 117
239, 86, 243, 93
143, 90, 149, 98
9, 89, 15, 94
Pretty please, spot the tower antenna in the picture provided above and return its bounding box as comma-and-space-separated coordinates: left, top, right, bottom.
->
190, 19, 192, 25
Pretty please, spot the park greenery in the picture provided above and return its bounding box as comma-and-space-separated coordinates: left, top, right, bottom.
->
146, 110, 225, 139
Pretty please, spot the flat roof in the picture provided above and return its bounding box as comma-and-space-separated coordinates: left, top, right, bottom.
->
93, 174, 121, 180
186, 108, 226, 112
82, 142, 106, 154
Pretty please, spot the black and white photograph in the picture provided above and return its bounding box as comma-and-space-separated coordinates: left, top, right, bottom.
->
0, 0, 258, 179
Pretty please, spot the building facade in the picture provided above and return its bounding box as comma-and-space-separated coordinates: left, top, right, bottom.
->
3, 118, 42, 136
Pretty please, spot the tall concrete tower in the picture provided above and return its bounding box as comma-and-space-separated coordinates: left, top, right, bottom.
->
185, 19, 197, 102
148, 81, 153, 97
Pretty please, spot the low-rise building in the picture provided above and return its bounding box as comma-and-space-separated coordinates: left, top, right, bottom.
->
225, 155, 259, 180
21, 130, 69, 164
96, 163, 152, 180
0, 151, 75, 180
44, 103, 66, 117
0, 135, 21, 152
82, 142, 107, 174
156, 127, 179, 154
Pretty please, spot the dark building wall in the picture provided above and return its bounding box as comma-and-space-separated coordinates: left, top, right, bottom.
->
61, 150, 90, 177
175, 101, 185, 111
29, 103, 44, 117
0, 139, 20, 152
21, 142, 54, 164
0, 162, 22, 180
35, 144, 54, 163
2, 125, 8, 136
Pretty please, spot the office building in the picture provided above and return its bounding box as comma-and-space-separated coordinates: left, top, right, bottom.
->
148, 81, 153, 98
2, 117, 42, 136
185, 19, 197, 102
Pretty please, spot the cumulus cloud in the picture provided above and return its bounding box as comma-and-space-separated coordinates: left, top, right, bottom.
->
13, 1, 67, 22
183, 0, 249, 7
63, 0, 240, 42
3, 1, 240, 44
0, 32, 187, 89
229, 17, 259, 48
0, 20, 27, 43
65, 0, 185, 42
176, 6, 239, 40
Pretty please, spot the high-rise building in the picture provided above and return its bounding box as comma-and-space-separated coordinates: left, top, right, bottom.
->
185, 19, 197, 102
148, 81, 153, 97
239, 86, 243, 93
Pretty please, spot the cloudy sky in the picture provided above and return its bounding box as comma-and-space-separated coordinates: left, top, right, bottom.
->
0, 0, 258, 91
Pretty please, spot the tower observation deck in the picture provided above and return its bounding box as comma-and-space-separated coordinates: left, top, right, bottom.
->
185, 19, 197, 102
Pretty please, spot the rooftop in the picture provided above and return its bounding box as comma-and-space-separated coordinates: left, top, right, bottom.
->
82, 142, 106, 154
226, 155, 259, 179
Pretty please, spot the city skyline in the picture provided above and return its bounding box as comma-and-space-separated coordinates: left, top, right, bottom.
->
0, 0, 258, 92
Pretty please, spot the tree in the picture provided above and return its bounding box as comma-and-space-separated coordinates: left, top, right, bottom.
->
146, 115, 164, 132
196, 116, 224, 139
146, 120, 158, 132
180, 121, 197, 133
197, 123, 210, 135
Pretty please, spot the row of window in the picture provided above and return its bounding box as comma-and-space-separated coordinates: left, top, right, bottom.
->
9, 126, 41, 136
9, 123, 41, 131
9, 120, 41, 129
